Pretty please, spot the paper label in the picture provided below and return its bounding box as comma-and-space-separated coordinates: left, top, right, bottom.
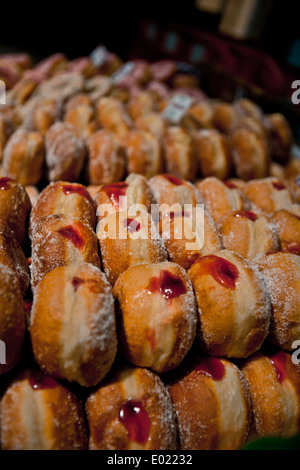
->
90, 45, 109, 68
111, 62, 135, 84
163, 94, 194, 123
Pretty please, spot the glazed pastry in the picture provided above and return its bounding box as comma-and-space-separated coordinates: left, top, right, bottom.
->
86, 129, 125, 185
45, 122, 87, 182
30, 214, 101, 290
241, 351, 300, 439
264, 113, 292, 165
196, 177, 247, 225
212, 101, 238, 134
113, 262, 197, 372
271, 206, 300, 255
243, 178, 295, 214
149, 173, 200, 208
98, 210, 167, 286
124, 130, 163, 178
0, 369, 88, 449
134, 112, 166, 140
162, 127, 197, 182
159, 208, 223, 269
168, 356, 250, 450
2, 128, 44, 185
193, 129, 231, 180
29, 181, 97, 236
188, 250, 271, 358
85, 366, 177, 450
0, 177, 31, 246
97, 97, 132, 138
0, 265, 26, 375
30, 263, 117, 387
253, 252, 300, 351
219, 210, 280, 260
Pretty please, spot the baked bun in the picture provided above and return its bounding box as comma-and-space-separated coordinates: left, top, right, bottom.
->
0, 369, 88, 449
168, 356, 250, 450
134, 112, 166, 140
212, 101, 238, 134
163, 127, 197, 182
113, 262, 197, 373
123, 130, 163, 178
85, 366, 177, 450
30, 263, 117, 386
253, 252, 300, 351
31, 214, 100, 290
188, 250, 271, 358
97, 97, 132, 139
271, 206, 300, 255
193, 129, 231, 180
64, 99, 97, 139
243, 178, 295, 214
149, 173, 200, 208
241, 351, 300, 439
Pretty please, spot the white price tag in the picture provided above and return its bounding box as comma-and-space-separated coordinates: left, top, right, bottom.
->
163, 93, 195, 123
112, 62, 135, 84
90, 45, 109, 68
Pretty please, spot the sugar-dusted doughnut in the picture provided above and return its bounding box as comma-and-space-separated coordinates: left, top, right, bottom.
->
271, 206, 300, 255
123, 129, 163, 178
162, 127, 197, 182
242, 177, 295, 214
149, 173, 200, 208
97, 97, 132, 139
193, 129, 232, 180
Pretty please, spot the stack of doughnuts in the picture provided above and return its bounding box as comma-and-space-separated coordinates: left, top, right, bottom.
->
0, 48, 300, 451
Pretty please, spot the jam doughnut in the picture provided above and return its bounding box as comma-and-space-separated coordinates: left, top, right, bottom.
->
168, 356, 250, 450
124, 130, 163, 178
219, 210, 280, 260
134, 112, 166, 140
242, 178, 295, 214
97, 97, 132, 139
64, 100, 97, 139
240, 351, 300, 439
30, 214, 101, 290
253, 252, 300, 351
2, 129, 44, 186
86, 129, 125, 185
162, 127, 197, 182
196, 177, 247, 225
0, 265, 26, 375
0, 114, 13, 162
271, 206, 300, 255
212, 101, 238, 134
0, 177, 31, 246
29, 181, 97, 236
264, 113, 292, 165
159, 208, 223, 269
85, 366, 177, 450
0, 225, 30, 294
188, 250, 271, 358
193, 129, 232, 180
229, 127, 270, 180
0, 369, 88, 449
98, 210, 167, 286
45, 122, 87, 182
149, 173, 200, 208
113, 262, 197, 373
30, 263, 117, 387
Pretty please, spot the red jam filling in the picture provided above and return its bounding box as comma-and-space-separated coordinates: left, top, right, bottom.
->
285, 242, 300, 256
233, 211, 258, 222
193, 357, 226, 381
102, 182, 128, 209
195, 255, 239, 290
168, 210, 191, 220
24, 301, 32, 315
272, 181, 286, 191
266, 351, 287, 384
119, 399, 151, 445
162, 174, 184, 186
224, 181, 236, 189
58, 225, 84, 249
0, 177, 14, 190
62, 184, 91, 201
29, 371, 57, 390
123, 218, 141, 233
148, 270, 186, 300
72, 277, 85, 291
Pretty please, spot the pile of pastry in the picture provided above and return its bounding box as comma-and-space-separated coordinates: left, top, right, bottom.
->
0, 49, 300, 451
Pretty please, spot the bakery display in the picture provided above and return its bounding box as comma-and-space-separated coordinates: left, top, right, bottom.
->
0, 47, 300, 451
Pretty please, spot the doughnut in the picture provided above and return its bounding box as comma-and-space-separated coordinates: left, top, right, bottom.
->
229, 115, 267, 139
253, 252, 300, 351
271, 206, 300, 255
0, 265, 26, 375
183, 101, 214, 130
168, 356, 250, 450
196, 177, 247, 225
212, 101, 238, 134
126, 91, 155, 121
234, 98, 263, 122
29, 181, 97, 237
0, 177, 31, 246
163, 127, 197, 182
86, 129, 125, 185
219, 210, 280, 260
97, 97, 132, 139
30, 214, 101, 290
149, 173, 200, 208
188, 250, 271, 358
0, 369, 88, 449
193, 129, 232, 180
97, 210, 167, 286
84, 75, 112, 103
64, 100, 97, 139
2, 129, 44, 186
0, 114, 13, 162
241, 351, 300, 439
123, 130, 163, 178
242, 177, 295, 214
45, 122, 87, 182
159, 208, 223, 269
85, 366, 177, 450
30, 263, 117, 387
33, 72, 84, 103
65, 93, 94, 112
113, 262, 197, 373
22, 97, 63, 135
0, 225, 30, 294
264, 113, 292, 165
134, 112, 166, 140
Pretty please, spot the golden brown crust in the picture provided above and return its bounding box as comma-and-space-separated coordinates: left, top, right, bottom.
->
271, 208, 300, 255
193, 129, 232, 180
163, 127, 197, 182
124, 129, 163, 178
242, 177, 295, 214
64, 102, 97, 139
149, 173, 200, 208
97, 97, 132, 138
212, 101, 238, 134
